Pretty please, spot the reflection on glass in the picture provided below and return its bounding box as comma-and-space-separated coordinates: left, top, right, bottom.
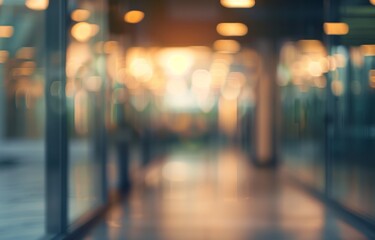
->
280, 0, 375, 222
0, 1, 46, 239
67, 0, 108, 223
279, 40, 326, 189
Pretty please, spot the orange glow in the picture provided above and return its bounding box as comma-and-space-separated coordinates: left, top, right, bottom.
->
214, 40, 240, 53
90, 24, 100, 36
221, 84, 241, 100
314, 77, 327, 89
129, 58, 153, 81
163, 161, 189, 182
0, 50, 9, 63
71, 22, 99, 42
298, 40, 326, 55
323, 22, 349, 35
308, 61, 323, 77
350, 47, 364, 67
21, 61, 36, 69
124, 10, 145, 24
167, 55, 191, 75
219, 98, 238, 136
71, 9, 91, 22
74, 90, 89, 135
16, 47, 35, 59
166, 79, 188, 95
331, 80, 344, 96
361, 45, 375, 56
369, 70, 375, 88
104, 41, 119, 54
371, 0, 375, 5
192, 69, 211, 90
334, 54, 346, 68
0, 26, 14, 38
84, 76, 102, 92
158, 48, 194, 75
25, 0, 49, 10
216, 23, 248, 37
221, 0, 255, 8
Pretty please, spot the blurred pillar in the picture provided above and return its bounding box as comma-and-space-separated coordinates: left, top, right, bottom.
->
140, 104, 152, 166
116, 103, 132, 193
45, 0, 68, 234
0, 65, 4, 142
323, 0, 341, 197
253, 40, 279, 167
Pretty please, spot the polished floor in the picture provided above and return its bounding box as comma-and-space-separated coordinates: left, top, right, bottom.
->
0, 142, 102, 240
84, 145, 367, 240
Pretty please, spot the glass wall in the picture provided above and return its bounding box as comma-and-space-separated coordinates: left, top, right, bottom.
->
0, 0, 110, 239
280, 0, 375, 225
67, 0, 108, 223
328, 0, 375, 220
279, 40, 327, 190
0, 1, 47, 239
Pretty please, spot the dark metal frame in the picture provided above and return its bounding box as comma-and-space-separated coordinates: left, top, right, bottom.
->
45, 0, 69, 236
44, 1, 111, 239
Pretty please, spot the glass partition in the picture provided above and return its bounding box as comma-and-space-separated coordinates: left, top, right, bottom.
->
279, 0, 375, 224
279, 40, 327, 190
0, 0, 110, 238
67, 0, 108, 223
328, 0, 375, 220
0, 0, 47, 239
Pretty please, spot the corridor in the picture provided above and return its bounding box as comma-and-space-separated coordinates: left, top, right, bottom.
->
84, 145, 366, 240
1, 0, 375, 239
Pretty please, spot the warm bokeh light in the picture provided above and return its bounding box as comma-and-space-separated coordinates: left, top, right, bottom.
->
74, 90, 89, 135
314, 76, 327, 89
369, 70, 375, 88
192, 69, 211, 91
104, 41, 119, 54
84, 76, 103, 92
350, 47, 364, 67
323, 22, 349, 35
219, 98, 238, 136
298, 40, 326, 55
158, 48, 194, 75
331, 79, 344, 96
0, 26, 14, 38
16, 47, 35, 59
129, 58, 153, 81
221, 0, 255, 8
371, 0, 375, 5
25, 0, 49, 10
216, 23, 248, 37
0, 50, 9, 63
214, 40, 241, 53
162, 161, 190, 182
124, 10, 145, 24
71, 9, 91, 22
71, 22, 99, 42
361, 45, 375, 56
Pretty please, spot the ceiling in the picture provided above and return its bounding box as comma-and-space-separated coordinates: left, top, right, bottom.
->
109, 0, 324, 47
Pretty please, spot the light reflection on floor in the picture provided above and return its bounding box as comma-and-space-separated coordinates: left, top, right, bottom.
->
84, 146, 367, 240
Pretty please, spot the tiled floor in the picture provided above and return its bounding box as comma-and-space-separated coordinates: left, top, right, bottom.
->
84, 146, 368, 240
0, 143, 103, 240
0, 161, 45, 240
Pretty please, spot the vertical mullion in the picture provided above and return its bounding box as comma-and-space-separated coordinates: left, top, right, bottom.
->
99, 0, 108, 205
45, 0, 68, 236
324, 0, 339, 198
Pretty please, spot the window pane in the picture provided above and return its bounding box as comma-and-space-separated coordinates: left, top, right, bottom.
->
67, 0, 108, 223
0, 1, 47, 239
